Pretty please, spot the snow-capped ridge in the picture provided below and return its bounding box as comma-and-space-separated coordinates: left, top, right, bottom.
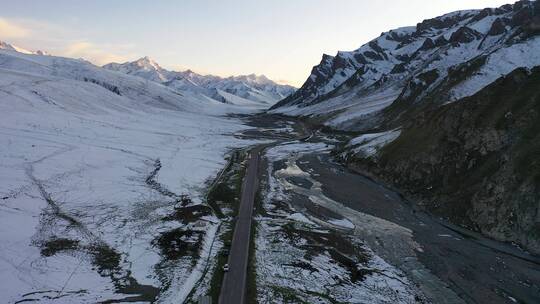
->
0, 40, 50, 56
103, 58, 296, 106
271, 0, 540, 131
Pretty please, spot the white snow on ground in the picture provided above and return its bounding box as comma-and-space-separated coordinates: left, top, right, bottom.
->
273, 87, 401, 130
158, 223, 219, 304
347, 129, 401, 158
0, 50, 260, 303
254, 141, 421, 303
215, 89, 268, 107
449, 36, 540, 102
328, 218, 355, 229
325, 88, 401, 128
287, 212, 317, 226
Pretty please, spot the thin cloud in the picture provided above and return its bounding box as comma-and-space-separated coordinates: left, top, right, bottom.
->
63, 41, 129, 65
0, 17, 136, 66
0, 18, 30, 39
275, 79, 298, 87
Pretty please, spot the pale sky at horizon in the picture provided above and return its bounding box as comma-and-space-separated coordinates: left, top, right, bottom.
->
0, 0, 514, 86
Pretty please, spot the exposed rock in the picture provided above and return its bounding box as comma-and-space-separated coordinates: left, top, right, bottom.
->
347, 68, 540, 254
390, 63, 406, 74
416, 12, 474, 33
419, 38, 436, 51
488, 18, 507, 36
449, 26, 482, 45
471, 8, 493, 22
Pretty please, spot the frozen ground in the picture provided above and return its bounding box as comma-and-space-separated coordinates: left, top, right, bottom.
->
254, 140, 423, 303
345, 129, 401, 158
0, 49, 261, 303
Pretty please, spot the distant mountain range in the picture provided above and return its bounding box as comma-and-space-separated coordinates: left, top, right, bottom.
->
104, 57, 295, 106
0, 35, 267, 304
0, 41, 295, 107
271, 0, 540, 255
0, 40, 256, 115
0, 41, 49, 56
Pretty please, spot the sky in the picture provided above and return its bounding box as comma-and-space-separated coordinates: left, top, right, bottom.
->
0, 0, 514, 86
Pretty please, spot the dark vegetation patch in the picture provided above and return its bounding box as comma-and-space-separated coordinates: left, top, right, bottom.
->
280, 223, 373, 283
152, 228, 204, 261
206, 150, 246, 218
162, 204, 211, 224
15, 290, 89, 303
246, 186, 264, 304
270, 286, 311, 304
205, 149, 248, 302
40, 238, 80, 257
284, 261, 319, 273
83, 77, 121, 95
38, 236, 159, 303
207, 224, 234, 303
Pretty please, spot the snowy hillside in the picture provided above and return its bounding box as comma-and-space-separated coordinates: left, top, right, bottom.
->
271, 0, 540, 130
0, 47, 261, 303
104, 57, 296, 106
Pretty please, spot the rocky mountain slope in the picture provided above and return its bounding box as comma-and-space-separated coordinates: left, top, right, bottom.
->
271, 0, 540, 254
344, 67, 540, 254
104, 57, 295, 106
271, 1, 540, 128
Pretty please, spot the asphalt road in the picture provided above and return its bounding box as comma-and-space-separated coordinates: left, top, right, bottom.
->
218, 146, 262, 304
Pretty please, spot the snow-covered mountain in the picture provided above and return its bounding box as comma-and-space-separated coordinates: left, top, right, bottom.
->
0, 44, 263, 303
0, 40, 49, 55
271, 0, 540, 130
271, 0, 540, 255
104, 57, 296, 106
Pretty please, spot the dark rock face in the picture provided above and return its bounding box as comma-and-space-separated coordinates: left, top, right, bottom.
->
353, 53, 368, 65
449, 26, 482, 44
488, 18, 507, 36
434, 36, 448, 47
416, 12, 474, 33
348, 68, 540, 254
471, 8, 493, 22
390, 63, 406, 74
511, 0, 540, 33
419, 38, 436, 51
363, 51, 384, 61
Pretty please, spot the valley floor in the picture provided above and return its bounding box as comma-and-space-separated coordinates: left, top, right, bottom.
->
246, 115, 540, 304
2, 111, 539, 304
0, 98, 261, 303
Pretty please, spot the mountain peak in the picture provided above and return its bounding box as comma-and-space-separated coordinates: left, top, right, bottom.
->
0, 40, 40, 55
272, 0, 540, 111
134, 56, 161, 70
103, 57, 296, 105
